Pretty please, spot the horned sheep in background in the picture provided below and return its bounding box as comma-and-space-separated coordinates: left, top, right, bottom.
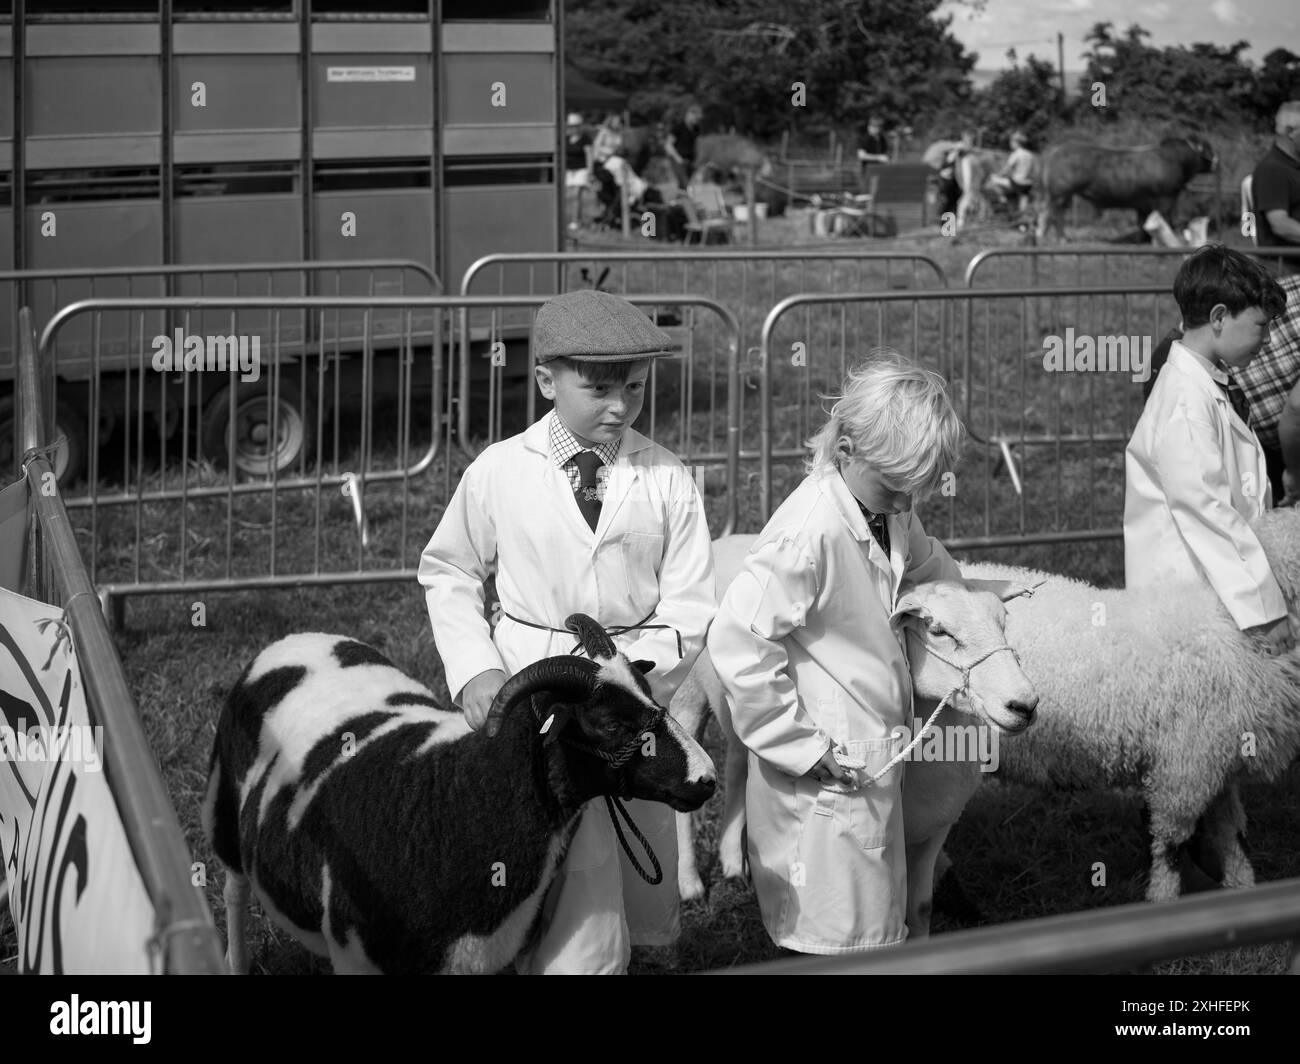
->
202, 614, 715, 975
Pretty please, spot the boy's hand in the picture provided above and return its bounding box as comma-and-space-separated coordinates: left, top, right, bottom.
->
460, 669, 507, 731
1246, 616, 1296, 656
804, 747, 862, 789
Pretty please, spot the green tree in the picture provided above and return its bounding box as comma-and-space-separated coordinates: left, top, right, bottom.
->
968, 50, 1059, 147
1074, 21, 1255, 129
1256, 48, 1300, 125
565, 0, 977, 138
565, 0, 706, 122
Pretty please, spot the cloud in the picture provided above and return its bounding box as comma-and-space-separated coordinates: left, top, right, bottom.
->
1210, 0, 1249, 25
1137, 1, 1172, 17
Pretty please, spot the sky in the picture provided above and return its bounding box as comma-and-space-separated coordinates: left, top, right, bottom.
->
938, 0, 1298, 71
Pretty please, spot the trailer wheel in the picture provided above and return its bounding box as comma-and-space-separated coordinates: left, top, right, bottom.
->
200, 379, 316, 478
0, 394, 87, 485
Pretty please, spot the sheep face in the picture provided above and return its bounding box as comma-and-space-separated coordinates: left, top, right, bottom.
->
487, 614, 717, 813
570, 673, 718, 813
893, 579, 1040, 735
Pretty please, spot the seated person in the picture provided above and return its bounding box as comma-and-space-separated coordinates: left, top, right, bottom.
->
988, 131, 1038, 210
590, 113, 648, 218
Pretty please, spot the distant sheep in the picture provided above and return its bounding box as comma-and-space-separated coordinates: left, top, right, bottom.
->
203, 615, 716, 974
951, 504, 1300, 902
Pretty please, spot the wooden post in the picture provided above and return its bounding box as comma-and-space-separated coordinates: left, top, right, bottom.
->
745, 171, 757, 246
780, 129, 789, 160
621, 175, 630, 237
1057, 32, 1066, 112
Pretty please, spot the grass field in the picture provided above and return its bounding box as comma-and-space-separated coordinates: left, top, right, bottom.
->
6, 216, 1299, 975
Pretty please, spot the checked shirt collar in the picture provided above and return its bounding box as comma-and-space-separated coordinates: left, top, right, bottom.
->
549, 414, 621, 474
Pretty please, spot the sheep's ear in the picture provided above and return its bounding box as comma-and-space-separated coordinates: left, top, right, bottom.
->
965, 578, 1041, 602
539, 703, 574, 747
891, 591, 932, 625
632, 660, 655, 675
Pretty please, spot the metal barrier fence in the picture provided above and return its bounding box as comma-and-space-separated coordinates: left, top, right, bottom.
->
2, 260, 442, 484
2, 259, 441, 368
965, 245, 1300, 288
12, 308, 225, 974
35, 293, 739, 622
758, 285, 1178, 550
715, 875, 1300, 974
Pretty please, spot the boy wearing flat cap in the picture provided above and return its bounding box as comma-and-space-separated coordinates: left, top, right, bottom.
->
419, 289, 716, 974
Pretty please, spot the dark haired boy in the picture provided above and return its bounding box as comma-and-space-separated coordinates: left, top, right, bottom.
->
1125, 245, 1294, 654
418, 289, 715, 973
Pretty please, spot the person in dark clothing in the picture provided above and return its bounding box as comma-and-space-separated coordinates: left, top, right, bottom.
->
564, 112, 592, 174
857, 115, 890, 191
934, 129, 974, 221
665, 104, 702, 187
1251, 101, 1300, 254
857, 115, 890, 164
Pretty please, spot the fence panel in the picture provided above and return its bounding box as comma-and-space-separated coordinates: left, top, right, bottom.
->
35, 293, 739, 618
1, 259, 441, 373
8, 308, 225, 974
758, 286, 1180, 552
1, 261, 442, 487
965, 245, 1300, 289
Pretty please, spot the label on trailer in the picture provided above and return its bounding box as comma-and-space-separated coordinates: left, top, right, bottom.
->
327, 66, 416, 83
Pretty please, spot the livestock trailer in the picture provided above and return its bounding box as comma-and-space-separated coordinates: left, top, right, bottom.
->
0, 0, 562, 478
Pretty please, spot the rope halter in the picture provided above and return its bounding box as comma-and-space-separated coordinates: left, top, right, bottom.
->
856, 639, 1021, 788
532, 693, 668, 884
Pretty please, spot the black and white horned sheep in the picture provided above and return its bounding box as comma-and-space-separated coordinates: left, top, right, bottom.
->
202, 614, 716, 974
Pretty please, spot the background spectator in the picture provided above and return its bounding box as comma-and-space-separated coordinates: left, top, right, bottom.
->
666, 104, 704, 186
1251, 100, 1300, 252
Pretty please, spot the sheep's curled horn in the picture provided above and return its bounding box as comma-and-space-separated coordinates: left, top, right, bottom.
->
566, 613, 657, 697
483, 656, 600, 739
566, 613, 618, 660
481, 614, 658, 739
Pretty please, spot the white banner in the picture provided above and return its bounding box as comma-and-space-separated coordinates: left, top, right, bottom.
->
0, 587, 156, 973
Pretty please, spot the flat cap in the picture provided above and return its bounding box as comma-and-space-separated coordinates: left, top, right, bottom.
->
533, 289, 675, 363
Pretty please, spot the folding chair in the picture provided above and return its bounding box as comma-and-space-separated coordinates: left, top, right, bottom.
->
682, 182, 734, 245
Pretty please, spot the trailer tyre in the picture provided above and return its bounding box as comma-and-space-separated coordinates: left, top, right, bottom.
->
200, 379, 316, 478
0, 394, 86, 485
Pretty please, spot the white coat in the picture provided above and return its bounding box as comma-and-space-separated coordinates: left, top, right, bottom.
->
1125, 341, 1287, 630
418, 410, 715, 973
706, 468, 961, 954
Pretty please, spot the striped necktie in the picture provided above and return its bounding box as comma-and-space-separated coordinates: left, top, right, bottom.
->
573, 450, 603, 530
1220, 373, 1252, 427
861, 505, 891, 557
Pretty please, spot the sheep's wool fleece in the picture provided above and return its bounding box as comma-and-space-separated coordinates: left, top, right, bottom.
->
959, 506, 1300, 790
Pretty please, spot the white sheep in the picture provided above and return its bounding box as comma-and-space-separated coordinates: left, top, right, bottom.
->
672, 534, 1040, 937
202, 614, 716, 974
945, 504, 1300, 904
